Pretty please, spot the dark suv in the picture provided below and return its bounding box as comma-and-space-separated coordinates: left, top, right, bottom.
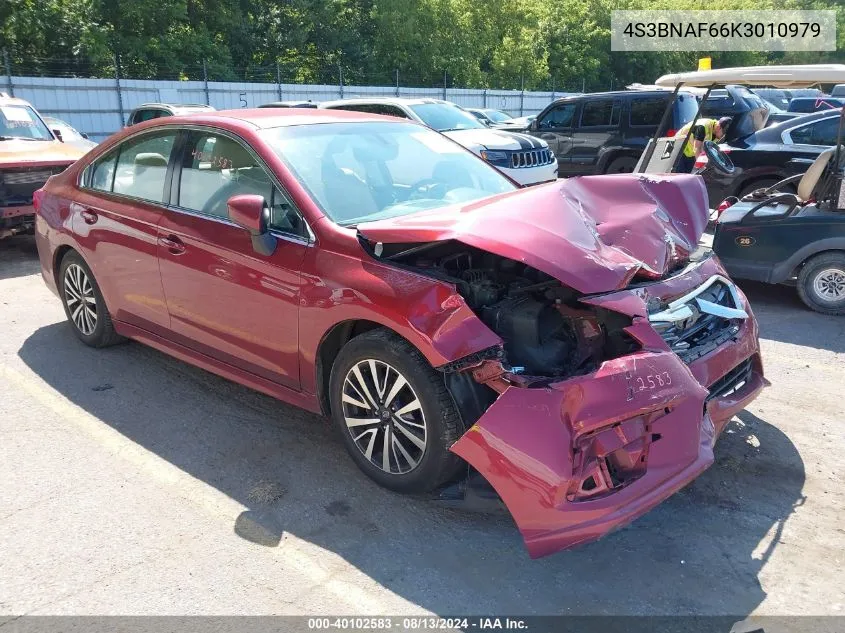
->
526, 90, 698, 175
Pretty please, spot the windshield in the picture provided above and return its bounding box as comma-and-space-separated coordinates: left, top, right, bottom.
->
409, 103, 486, 131
485, 110, 513, 122
43, 118, 84, 141
0, 105, 54, 141
260, 121, 515, 226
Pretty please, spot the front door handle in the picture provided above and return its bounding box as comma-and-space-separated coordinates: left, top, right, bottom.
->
158, 235, 186, 255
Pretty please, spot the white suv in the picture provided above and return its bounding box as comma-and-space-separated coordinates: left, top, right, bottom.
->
320, 98, 557, 186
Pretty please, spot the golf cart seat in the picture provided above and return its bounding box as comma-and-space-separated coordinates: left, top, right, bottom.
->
719, 148, 836, 223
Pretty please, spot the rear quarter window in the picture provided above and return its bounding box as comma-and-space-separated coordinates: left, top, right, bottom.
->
673, 94, 698, 130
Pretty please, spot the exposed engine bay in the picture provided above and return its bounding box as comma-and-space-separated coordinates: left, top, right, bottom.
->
371, 240, 637, 380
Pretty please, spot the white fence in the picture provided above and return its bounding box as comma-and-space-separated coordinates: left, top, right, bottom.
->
4, 75, 575, 141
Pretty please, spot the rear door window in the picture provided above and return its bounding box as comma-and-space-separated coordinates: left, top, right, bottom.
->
629, 97, 667, 127
791, 118, 839, 146
579, 100, 620, 127
96, 131, 178, 203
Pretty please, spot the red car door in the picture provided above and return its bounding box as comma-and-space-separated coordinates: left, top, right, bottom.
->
156, 130, 309, 390
71, 129, 179, 335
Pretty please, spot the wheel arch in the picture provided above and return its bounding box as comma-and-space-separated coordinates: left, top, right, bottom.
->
52, 244, 77, 290
315, 319, 397, 416
775, 242, 845, 283
597, 148, 637, 174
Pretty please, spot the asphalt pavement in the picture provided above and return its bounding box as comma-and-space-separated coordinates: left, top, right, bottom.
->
1, 234, 843, 616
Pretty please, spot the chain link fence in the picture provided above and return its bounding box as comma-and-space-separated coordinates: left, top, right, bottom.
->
2, 51, 580, 141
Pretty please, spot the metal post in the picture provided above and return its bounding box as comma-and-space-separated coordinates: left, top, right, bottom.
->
395, 69, 399, 97
202, 60, 210, 105
581, 77, 585, 93
114, 53, 124, 127
3, 49, 13, 97
519, 74, 525, 117
338, 62, 344, 99
276, 62, 282, 101
443, 70, 447, 100
483, 88, 487, 108
551, 78, 556, 102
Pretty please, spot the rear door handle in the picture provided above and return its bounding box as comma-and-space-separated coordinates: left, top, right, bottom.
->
70, 203, 98, 225
158, 235, 186, 255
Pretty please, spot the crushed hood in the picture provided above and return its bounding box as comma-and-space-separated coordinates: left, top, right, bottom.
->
358, 174, 710, 294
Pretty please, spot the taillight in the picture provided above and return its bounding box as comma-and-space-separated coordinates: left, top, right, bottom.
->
32, 188, 45, 213
665, 128, 676, 138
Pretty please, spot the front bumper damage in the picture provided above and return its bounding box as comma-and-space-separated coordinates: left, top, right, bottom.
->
448, 256, 767, 558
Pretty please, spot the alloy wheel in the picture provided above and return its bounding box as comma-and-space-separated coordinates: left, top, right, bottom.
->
812, 268, 845, 302
63, 263, 98, 335
340, 359, 427, 475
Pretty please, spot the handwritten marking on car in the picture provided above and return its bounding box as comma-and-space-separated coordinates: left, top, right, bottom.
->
634, 372, 673, 392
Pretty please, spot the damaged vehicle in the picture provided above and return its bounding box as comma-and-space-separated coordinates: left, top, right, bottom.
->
1, 93, 88, 239
34, 108, 766, 557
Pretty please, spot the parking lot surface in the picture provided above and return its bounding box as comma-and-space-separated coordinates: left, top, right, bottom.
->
1, 234, 843, 616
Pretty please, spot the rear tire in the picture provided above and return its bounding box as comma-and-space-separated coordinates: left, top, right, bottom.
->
604, 156, 636, 174
58, 251, 124, 347
797, 252, 845, 315
328, 328, 463, 493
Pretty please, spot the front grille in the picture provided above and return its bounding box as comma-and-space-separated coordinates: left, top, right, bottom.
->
649, 276, 747, 364
0, 165, 67, 207
706, 358, 753, 401
511, 148, 554, 169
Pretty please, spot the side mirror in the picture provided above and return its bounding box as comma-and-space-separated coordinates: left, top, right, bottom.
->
529, 119, 539, 131
52, 129, 64, 142
227, 194, 276, 256
81, 132, 89, 139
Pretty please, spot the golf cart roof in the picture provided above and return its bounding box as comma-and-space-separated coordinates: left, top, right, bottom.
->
655, 65, 845, 89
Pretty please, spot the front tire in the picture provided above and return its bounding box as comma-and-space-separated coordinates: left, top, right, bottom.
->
797, 252, 845, 315
328, 329, 463, 493
58, 251, 124, 347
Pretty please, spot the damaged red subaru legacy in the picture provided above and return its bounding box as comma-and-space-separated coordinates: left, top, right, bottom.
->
33, 109, 766, 557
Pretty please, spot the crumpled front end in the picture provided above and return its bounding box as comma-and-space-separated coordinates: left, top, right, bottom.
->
449, 255, 766, 558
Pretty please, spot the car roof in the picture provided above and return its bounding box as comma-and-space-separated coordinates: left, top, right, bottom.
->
132, 103, 215, 111
158, 107, 409, 129
656, 64, 845, 88
768, 108, 841, 128
320, 97, 449, 108
0, 94, 37, 108
259, 101, 317, 108
549, 89, 687, 105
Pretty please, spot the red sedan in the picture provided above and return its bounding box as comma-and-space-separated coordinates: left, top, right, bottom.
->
33, 109, 766, 557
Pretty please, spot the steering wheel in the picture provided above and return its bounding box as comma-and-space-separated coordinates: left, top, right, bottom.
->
408, 178, 448, 200
703, 140, 735, 175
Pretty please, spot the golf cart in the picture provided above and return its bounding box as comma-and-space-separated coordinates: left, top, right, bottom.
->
636, 65, 845, 315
